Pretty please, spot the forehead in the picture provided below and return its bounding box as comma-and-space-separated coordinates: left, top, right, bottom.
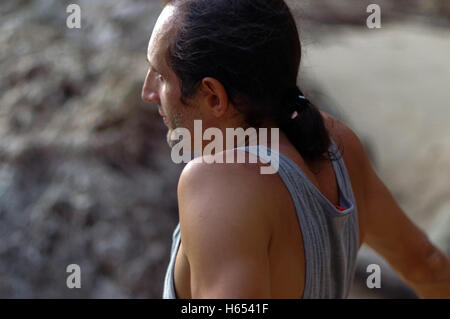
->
147, 5, 178, 65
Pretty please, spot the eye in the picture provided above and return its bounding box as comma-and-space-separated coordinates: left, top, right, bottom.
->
157, 74, 164, 82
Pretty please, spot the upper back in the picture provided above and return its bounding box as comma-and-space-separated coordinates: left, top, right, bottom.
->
163, 111, 367, 299
235, 120, 361, 298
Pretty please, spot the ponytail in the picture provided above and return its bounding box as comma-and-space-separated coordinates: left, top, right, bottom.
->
275, 86, 336, 163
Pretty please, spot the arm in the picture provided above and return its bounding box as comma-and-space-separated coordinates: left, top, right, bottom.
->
351, 130, 450, 298
177, 159, 273, 298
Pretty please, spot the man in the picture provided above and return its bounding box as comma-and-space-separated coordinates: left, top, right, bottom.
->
141, 0, 450, 298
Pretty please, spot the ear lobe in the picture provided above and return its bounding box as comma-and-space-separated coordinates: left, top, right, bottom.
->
201, 77, 229, 117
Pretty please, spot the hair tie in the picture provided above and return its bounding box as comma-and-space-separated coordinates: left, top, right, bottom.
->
284, 86, 308, 119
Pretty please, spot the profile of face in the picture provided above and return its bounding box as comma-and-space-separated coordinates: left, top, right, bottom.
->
141, 5, 193, 148
142, 4, 241, 156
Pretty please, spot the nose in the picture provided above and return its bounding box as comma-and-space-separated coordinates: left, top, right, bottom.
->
141, 71, 161, 104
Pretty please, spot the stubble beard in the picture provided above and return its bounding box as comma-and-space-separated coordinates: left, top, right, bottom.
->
166, 110, 185, 148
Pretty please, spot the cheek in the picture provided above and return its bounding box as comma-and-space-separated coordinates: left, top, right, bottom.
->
163, 83, 183, 111
162, 95, 184, 128
160, 81, 177, 106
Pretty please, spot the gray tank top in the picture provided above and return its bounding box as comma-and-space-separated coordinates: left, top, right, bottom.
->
162, 137, 359, 298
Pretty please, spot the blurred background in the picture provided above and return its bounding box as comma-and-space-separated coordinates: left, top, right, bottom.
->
0, 0, 449, 298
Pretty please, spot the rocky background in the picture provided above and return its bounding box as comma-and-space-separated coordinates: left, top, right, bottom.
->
0, 0, 448, 298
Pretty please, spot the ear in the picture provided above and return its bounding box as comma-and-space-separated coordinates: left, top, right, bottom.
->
199, 77, 229, 117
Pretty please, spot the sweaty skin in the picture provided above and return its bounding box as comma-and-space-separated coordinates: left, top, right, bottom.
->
142, 5, 450, 299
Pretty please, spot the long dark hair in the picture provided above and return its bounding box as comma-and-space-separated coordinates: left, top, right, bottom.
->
164, 0, 335, 163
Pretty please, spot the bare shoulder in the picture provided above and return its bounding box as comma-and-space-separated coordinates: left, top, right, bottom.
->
319, 110, 368, 165
177, 151, 276, 245
178, 151, 274, 202
179, 151, 263, 183
177, 154, 274, 297
319, 110, 371, 186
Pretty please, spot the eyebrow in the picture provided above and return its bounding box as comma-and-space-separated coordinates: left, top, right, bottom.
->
146, 56, 161, 74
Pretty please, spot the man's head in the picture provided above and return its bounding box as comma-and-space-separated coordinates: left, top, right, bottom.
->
142, 1, 250, 150
142, 0, 330, 161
